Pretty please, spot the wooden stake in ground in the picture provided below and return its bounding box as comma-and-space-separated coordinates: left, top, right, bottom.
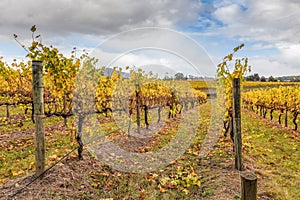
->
135, 84, 141, 134
232, 78, 242, 170
32, 60, 45, 176
240, 171, 257, 200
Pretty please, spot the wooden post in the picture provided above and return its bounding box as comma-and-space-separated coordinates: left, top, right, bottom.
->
157, 106, 161, 123
241, 171, 257, 200
128, 116, 132, 135
63, 93, 67, 126
76, 115, 84, 159
144, 106, 149, 129
32, 60, 45, 176
135, 84, 141, 134
284, 109, 288, 127
6, 104, 10, 118
232, 78, 242, 170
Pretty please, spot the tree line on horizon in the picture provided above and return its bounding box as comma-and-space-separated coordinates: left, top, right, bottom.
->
245, 73, 300, 82
170, 72, 300, 82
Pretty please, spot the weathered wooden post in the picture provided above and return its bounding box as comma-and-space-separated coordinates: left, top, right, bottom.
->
284, 108, 288, 127
135, 84, 141, 134
32, 60, 45, 176
144, 105, 149, 129
232, 78, 242, 170
76, 115, 84, 159
157, 106, 161, 123
6, 104, 10, 118
240, 171, 257, 200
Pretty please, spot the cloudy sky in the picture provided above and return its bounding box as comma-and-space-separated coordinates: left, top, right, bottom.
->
0, 0, 299, 77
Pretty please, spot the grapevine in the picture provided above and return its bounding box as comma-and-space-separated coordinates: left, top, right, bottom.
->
243, 86, 300, 130
216, 44, 251, 144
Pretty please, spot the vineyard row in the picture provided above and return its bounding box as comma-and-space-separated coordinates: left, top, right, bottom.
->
242, 86, 300, 130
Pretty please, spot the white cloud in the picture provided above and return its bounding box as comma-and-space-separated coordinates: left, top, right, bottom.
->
0, 0, 204, 71
249, 43, 274, 50
90, 28, 215, 76
213, 0, 300, 43
213, 4, 243, 24
209, 0, 300, 75
0, 0, 202, 38
1, 0, 299, 76
249, 56, 300, 77
275, 43, 300, 69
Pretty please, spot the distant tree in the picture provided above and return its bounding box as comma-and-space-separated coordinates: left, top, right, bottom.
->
278, 77, 284, 82
292, 77, 300, 82
163, 72, 171, 80
260, 76, 266, 82
245, 75, 254, 81
253, 73, 260, 81
268, 76, 275, 82
174, 72, 185, 80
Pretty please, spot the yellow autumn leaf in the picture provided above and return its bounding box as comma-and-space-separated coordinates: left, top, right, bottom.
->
12, 169, 24, 177
182, 189, 190, 194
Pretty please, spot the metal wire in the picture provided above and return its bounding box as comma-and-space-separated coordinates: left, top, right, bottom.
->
6, 147, 77, 200
4, 105, 179, 199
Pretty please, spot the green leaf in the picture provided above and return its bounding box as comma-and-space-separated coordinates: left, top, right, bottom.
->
31, 25, 36, 32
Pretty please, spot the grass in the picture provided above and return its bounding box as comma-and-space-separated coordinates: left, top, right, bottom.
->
244, 105, 299, 131
80, 106, 210, 199
242, 109, 300, 199
0, 101, 299, 199
1, 103, 211, 199
0, 105, 66, 134
0, 106, 80, 183
0, 126, 76, 183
